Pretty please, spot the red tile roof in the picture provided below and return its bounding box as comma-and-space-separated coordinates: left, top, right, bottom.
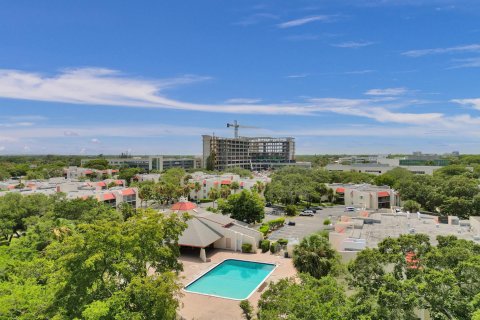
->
378, 191, 390, 197
221, 180, 231, 185
97, 181, 107, 187
103, 193, 115, 201
336, 187, 345, 193
122, 188, 136, 196
115, 180, 123, 185
171, 201, 197, 211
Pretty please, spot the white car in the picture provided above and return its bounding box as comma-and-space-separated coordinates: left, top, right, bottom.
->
300, 210, 314, 216
344, 207, 356, 212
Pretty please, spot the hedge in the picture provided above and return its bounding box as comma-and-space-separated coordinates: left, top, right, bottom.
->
277, 238, 288, 246
261, 240, 271, 253
198, 198, 213, 203
242, 243, 253, 253
267, 217, 285, 230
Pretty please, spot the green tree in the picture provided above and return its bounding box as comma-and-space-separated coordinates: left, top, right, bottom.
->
231, 181, 240, 194
257, 275, 347, 320
47, 209, 187, 318
219, 190, 265, 224
402, 199, 421, 212
292, 232, 340, 279
118, 168, 141, 185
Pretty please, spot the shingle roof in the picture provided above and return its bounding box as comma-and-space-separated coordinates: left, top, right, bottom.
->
178, 217, 222, 248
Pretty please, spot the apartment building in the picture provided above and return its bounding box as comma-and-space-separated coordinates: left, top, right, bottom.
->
187, 171, 270, 200
202, 135, 309, 171
0, 178, 138, 208
328, 183, 400, 210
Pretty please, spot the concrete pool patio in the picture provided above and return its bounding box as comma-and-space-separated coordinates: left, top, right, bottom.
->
178, 249, 296, 320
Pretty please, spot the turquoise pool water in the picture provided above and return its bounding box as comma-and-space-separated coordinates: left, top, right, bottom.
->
184, 259, 276, 300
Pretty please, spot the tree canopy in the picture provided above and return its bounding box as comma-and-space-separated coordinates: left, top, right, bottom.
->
218, 189, 265, 224
0, 192, 188, 319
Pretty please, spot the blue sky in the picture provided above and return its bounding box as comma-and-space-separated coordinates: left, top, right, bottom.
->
1, 0, 480, 155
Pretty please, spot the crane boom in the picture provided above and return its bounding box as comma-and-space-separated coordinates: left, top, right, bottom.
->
226, 120, 259, 138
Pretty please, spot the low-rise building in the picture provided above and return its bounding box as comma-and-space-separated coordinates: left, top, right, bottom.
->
325, 163, 442, 175
171, 199, 263, 261
0, 178, 138, 208
187, 172, 270, 201
328, 183, 400, 210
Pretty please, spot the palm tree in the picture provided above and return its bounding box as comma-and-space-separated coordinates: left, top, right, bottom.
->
255, 181, 265, 194
194, 182, 202, 201
231, 181, 240, 194
327, 188, 334, 203
293, 233, 339, 279
208, 187, 220, 208
220, 185, 231, 199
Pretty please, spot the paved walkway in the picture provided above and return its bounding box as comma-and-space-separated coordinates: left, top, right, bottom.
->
178, 249, 296, 320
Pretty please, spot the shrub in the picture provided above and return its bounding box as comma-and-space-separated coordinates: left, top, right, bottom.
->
270, 242, 280, 254
267, 217, 285, 230
277, 238, 288, 246
285, 205, 297, 216
242, 243, 253, 253
259, 225, 269, 236
206, 206, 219, 213
199, 198, 213, 203
323, 219, 331, 226
239, 300, 254, 320
261, 240, 271, 253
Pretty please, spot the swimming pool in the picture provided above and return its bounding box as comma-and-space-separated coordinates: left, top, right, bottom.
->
184, 259, 276, 300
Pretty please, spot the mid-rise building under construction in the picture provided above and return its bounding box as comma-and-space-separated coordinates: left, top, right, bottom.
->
202, 135, 308, 171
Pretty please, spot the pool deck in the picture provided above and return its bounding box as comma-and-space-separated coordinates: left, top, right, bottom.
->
178, 249, 296, 320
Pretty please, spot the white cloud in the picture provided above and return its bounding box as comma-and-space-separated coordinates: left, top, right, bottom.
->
0, 68, 313, 116
286, 73, 308, 78
64, 130, 79, 136
0, 146, 5, 151
451, 98, 480, 110
0, 122, 34, 128
343, 70, 375, 75
402, 44, 480, 57
332, 41, 374, 48
234, 13, 279, 26
277, 15, 331, 28
225, 98, 262, 104
91, 138, 101, 144
365, 87, 407, 96
307, 97, 443, 125
450, 57, 480, 68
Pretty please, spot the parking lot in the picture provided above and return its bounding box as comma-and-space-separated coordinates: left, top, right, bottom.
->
265, 206, 348, 241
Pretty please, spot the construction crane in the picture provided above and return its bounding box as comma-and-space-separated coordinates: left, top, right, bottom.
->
226, 120, 259, 138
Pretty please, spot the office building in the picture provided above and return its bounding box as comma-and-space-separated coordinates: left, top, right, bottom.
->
202, 135, 309, 171
81, 155, 202, 171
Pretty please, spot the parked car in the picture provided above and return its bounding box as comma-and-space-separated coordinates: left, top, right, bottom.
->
310, 206, 323, 210
266, 202, 272, 207
306, 208, 317, 213
300, 210, 314, 216
287, 221, 296, 226
344, 207, 356, 212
